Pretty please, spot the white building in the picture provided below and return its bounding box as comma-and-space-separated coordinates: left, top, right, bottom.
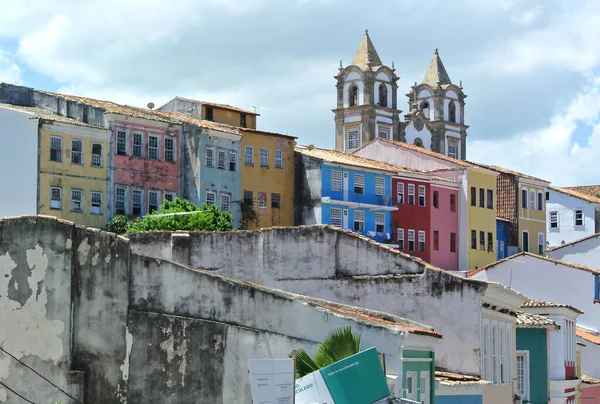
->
0, 103, 39, 217
469, 252, 600, 379
547, 232, 600, 271
546, 186, 600, 248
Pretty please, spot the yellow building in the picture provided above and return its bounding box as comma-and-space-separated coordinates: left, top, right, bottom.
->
240, 128, 297, 229
38, 119, 111, 228
466, 167, 500, 271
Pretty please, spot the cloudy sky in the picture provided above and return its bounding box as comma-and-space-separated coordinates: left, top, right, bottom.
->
1, 0, 599, 186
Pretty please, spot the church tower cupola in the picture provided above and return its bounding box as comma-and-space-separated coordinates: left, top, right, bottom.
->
403, 49, 469, 159
333, 30, 401, 153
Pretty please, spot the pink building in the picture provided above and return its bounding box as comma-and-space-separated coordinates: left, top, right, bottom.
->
430, 179, 460, 271
111, 117, 181, 218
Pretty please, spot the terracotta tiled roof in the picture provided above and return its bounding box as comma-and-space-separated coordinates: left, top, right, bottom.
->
350, 30, 383, 70
422, 49, 452, 87
153, 110, 240, 135
467, 161, 550, 184
563, 185, 600, 199
577, 328, 600, 346
467, 251, 600, 278
173, 96, 259, 116
0, 103, 107, 130
435, 371, 490, 385
358, 137, 475, 168
239, 127, 298, 140
522, 299, 583, 314
516, 311, 560, 330
36, 90, 178, 124
548, 185, 600, 204
547, 232, 600, 252
582, 375, 600, 385
296, 145, 428, 175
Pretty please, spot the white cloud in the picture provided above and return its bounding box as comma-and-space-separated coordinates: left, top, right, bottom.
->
0, 50, 22, 85
470, 76, 600, 186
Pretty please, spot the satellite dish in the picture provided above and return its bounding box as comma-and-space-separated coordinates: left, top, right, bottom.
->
147, 102, 155, 110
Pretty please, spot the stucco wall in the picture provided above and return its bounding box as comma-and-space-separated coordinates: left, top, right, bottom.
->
1, 216, 415, 403
430, 183, 459, 270
547, 235, 600, 268
466, 170, 498, 271
546, 190, 597, 247
128, 226, 490, 375
577, 335, 600, 380
0, 106, 38, 218
294, 152, 323, 225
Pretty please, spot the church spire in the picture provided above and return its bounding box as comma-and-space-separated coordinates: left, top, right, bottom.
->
350, 29, 383, 71
422, 48, 452, 86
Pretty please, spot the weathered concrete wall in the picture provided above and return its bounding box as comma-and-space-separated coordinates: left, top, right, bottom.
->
294, 152, 323, 226
1, 216, 417, 403
129, 226, 489, 374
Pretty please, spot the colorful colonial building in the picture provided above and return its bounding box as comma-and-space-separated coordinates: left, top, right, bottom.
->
0, 100, 111, 228
354, 137, 498, 271
294, 146, 399, 242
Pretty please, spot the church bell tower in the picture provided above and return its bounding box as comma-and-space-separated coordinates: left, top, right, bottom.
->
333, 30, 402, 153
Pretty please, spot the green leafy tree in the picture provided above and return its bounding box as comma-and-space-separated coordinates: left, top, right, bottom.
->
127, 197, 235, 233
107, 215, 131, 235
294, 327, 361, 378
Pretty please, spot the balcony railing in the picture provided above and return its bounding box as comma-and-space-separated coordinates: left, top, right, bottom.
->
323, 188, 395, 207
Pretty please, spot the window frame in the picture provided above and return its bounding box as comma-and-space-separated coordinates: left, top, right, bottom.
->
353, 174, 365, 195
375, 213, 385, 233
482, 321, 490, 381
471, 187, 476, 206
271, 193, 281, 209
148, 190, 160, 213
433, 230, 439, 251
521, 188, 528, 209
450, 194, 456, 212
260, 148, 269, 167
91, 191, 102, 215
217, 148, 226, 169
418, 185, 426, 207
479, 230, 485, 250
116, 129, 127, 156
408, 184, 415, 205
91, 143, 103, 167
537, 191, 544, 211
549, 211, 559, 229
50, 186, 62, 210
492, 322, 498, 384
70, 188, 83, 212
433, 191, 439, 209
331, 170, 342, 192
405, 371, 417, 400
408, 229, 415, 251
205, 146, 215, 167
522, 230, 530, 253
450, 232, 456, 253
206, 190, 216, 206
164, 136, 175, 163
229, 150, 237, 171
418, 230, 426, 252
487, 189, 493, 209
132, 188, 143, 216
516, 351, 529, 401
115, 185, 127, 216
243, 190, 253, 205
163, 192, 176, 203
397, 228, 404, 250
347, 130, 359, 149
50, 136, 63, 162
448, 143, 457, 159
538, 232, 544, 254
275, 149, 283, 169
71, 139, 83, 165
397, 182, 404, 204
132, 132, 144, 158
258, 192, 267, 208
487, 232, 494, 252
529, 189, 536, 210
244, 146, 253, 165
375, 177, 385, 197
330, 207, 342, 227
574, 209, 584, 227
220, 192, 231, 212
471, 230, 477, 250
479, 188, 485, 208
353, 210, 364, 232
148, 135, 159, 160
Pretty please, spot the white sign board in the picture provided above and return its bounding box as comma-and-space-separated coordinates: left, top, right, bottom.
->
249, 358, 295, 404
295, 369, 334, 404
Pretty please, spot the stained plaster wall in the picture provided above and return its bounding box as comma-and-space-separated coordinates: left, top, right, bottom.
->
0, 216, 409, 403
129, 226, 491, 375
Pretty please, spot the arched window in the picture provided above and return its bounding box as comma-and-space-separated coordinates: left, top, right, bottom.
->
420, 101, 430, 119
414, 138, 424, 147
449, 101, 457, 123
349, 85, 358, 107
378, 83, 388, 107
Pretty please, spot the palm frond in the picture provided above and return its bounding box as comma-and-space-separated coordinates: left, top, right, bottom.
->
313, 327, 361, 369
294, 348, 320, 378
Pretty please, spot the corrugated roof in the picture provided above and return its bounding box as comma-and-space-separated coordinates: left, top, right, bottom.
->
174, 96, 259, 116
350, 30, 383, 70
516, 311, 560, 330
296, 145, 428, 174
422, 49, 452, 87
577, 328, 600, 346
522, 299, 583, 314
468, 161, 550, 184
0, 103, 107, 130
467, 251, 600, 278
548, 185, 600, 205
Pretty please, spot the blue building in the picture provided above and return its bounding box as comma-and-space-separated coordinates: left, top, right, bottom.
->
497, 218, 510, 260
179, 119, 242, 227
294, 146, 397, 242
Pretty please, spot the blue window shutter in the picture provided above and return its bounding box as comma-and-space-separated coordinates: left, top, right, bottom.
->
596, 274, 600, 300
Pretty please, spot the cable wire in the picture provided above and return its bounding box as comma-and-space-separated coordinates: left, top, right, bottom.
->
0, 346, 83, 404
0, 380, 35, 403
